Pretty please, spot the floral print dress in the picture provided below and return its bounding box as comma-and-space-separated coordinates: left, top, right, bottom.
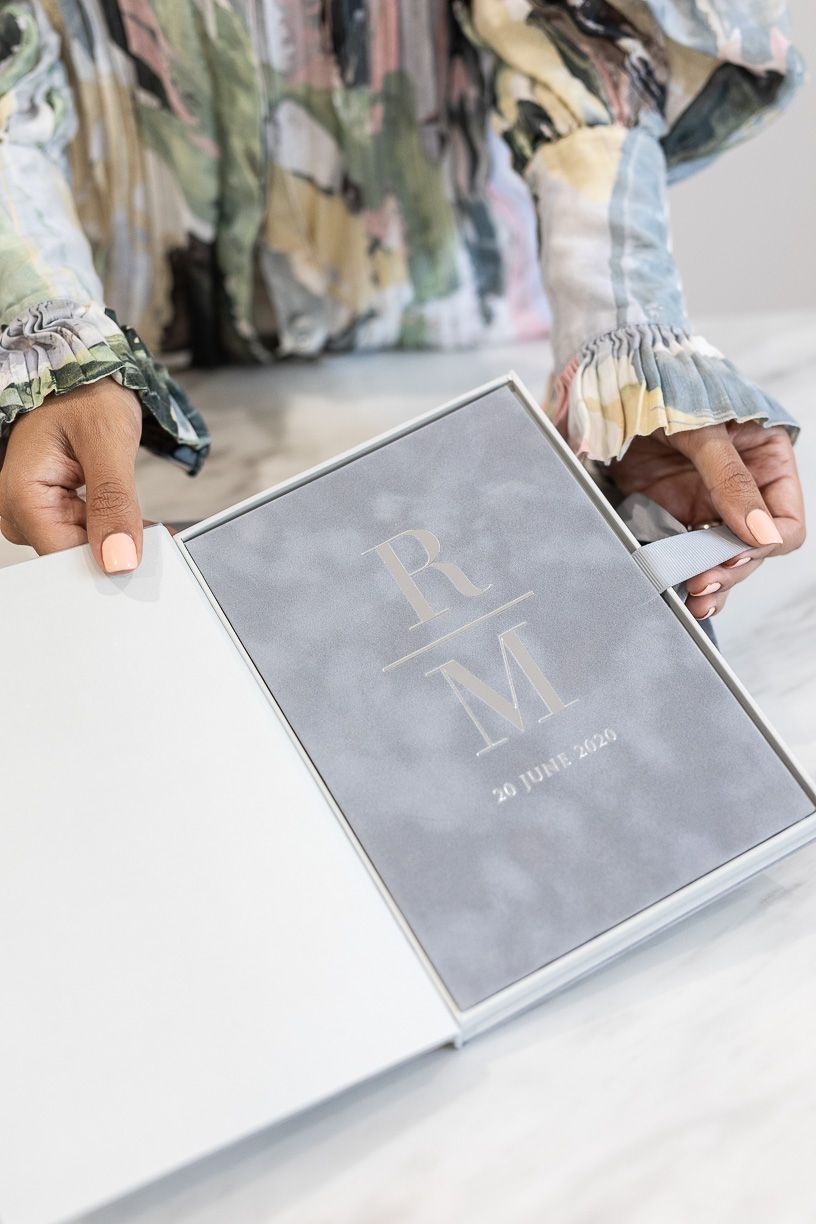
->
0, 0, 803, 473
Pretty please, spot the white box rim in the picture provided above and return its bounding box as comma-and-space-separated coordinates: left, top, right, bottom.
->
176, 374, 816, 1038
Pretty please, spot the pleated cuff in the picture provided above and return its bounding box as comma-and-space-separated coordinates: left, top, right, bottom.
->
550, 324, 799, 463
0, 299, 210, 473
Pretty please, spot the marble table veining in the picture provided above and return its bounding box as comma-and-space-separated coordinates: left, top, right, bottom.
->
3, 312, 816, 1224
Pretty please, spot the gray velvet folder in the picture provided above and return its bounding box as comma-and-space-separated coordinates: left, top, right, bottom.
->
185, 379, 815, 1014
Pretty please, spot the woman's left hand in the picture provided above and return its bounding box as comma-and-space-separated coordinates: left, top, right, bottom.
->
609, 421, 806, 622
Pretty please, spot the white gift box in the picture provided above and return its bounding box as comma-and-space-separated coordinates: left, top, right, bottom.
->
1, 376, 813, 1224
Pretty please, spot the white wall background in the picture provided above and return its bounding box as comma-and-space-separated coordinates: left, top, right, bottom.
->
670, 0, 815, 314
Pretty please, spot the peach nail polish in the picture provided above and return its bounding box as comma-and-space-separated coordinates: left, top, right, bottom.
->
746, 508, 783, 547
690, 581, 721, 597
703, 605, 717, 619
102, 533, 137, 574
724, 555, 751, 569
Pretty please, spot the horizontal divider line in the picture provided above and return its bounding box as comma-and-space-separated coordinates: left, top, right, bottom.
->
383, 592, 534, 672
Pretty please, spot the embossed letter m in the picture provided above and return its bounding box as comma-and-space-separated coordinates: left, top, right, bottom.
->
426, 622, 576, 755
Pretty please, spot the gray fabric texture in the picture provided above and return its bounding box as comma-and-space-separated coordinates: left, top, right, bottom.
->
187, 387, 813, 1011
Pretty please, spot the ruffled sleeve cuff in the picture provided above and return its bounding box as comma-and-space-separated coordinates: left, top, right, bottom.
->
550, 323, 800, 464
0, 300, 210, 473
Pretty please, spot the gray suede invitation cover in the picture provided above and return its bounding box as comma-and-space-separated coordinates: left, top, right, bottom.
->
187, 386, 814, 1011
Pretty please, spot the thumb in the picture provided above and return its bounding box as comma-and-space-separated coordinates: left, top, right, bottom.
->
79, 429, 143, 574
674, 426, 784, 549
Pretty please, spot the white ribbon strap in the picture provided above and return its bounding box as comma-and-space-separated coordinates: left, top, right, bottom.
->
633, 525, 746, 594
616, 493, 747, 595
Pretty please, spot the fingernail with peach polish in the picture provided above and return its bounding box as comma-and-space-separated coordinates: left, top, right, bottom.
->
698, 605, 717, 620
102, 533, 137, 574
690, 582, 721, 597
724, 555, 752, 569
746, 508, 783, 547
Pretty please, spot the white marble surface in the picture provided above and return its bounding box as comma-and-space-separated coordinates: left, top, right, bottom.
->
3, 312, 816, 1224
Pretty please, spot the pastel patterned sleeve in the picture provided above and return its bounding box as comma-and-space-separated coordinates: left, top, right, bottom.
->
0, 1, 209, 471
461, 0, 802, 462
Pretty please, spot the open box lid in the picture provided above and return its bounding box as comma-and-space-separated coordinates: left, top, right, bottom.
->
0, 525, 456, 1224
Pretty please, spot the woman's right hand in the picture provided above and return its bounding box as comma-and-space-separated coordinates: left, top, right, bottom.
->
0, 378, 145, 573
611, 420, 805, 621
